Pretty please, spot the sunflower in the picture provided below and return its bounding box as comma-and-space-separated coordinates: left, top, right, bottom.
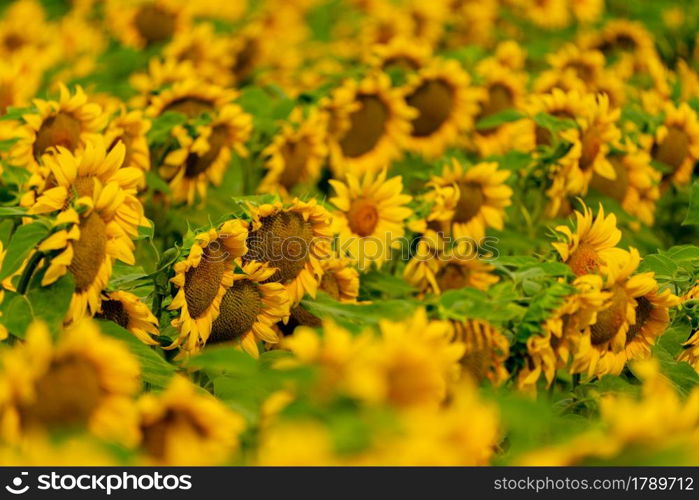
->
363, 309, 464, 409
365, 37, 432, 72
144, 77, 238, 121
0, 0, 59, 69
330, 169, 413, 271
522, 0, 570, 29
0, 59, 41, 116
129, 57, 198, 108
162, 22, 231, 85
279, 256, 360, 335
158, 103, 252, 204
516, 274, 608, 392
401, 58, 481, 158
323, 72, 415, 177
650, 102, 699, 185
244, 198, 333, 304
96, 290, 159, 345
9, 84, 107, 173
206, 260, 291, 358
27, 140, 148, 323
104, 108, 152, 184
445, 0, 497, 49
586, 19, 656, 64
552, 203, 624, 277
622, 285, 678, 360
136, 375, 245, 465
258, 108, 328, 198
589, 140, 661, 226
453, 319, 509, 386
168, 220, 249, 352
572, 248, 658, 377
570, 0, 604, 23
106, 0, 190, 48
428, 159, 512, 242
0, 320, 140, 446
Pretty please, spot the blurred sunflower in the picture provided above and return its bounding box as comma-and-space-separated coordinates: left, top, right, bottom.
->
244, 198, 332, 304
168, 220, 249, 352
552, 203, 624, 277
428, 159, 512, 241
324, 72, 414, 176
650, 102, 699, 185
401, 58, 481, 157
0, 320, 140, 446
162, 22, 231, 85
207, 260, 291, 358
104, 108, 152, 184
365, 37, 432, 72
96, 290, 159, 345
258, 108, 328, 198
522, 0, 570, 29
453, 319, 509, 386
27, 139, 147, 322
107, 0, 190, 48
330, 169, 413, 270
10, 84, 107, 173
547, 44, 606, 88
137, 375, 245, 465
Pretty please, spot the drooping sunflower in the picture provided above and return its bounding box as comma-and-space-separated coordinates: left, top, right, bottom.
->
401, 58, 481, 158
323, 72, 415, 177
453, 319, 509, 386
552, 203, 624, 277
206, 260, 291, 358
27, 140, 148, 323
330, 169, 413, 271
136, 375, 245, 465
244, 198, 333, 304
106, 0, 190, 49
9, 84, 107, 173
572, 248, 658, 377
0, 320, 140, 446
258, 108, 328, 198
589, 140, 661, 226
168, 220, 249, 352
428, 159, 512, 242
96, 290, 159, 345
649, 102, 699, 186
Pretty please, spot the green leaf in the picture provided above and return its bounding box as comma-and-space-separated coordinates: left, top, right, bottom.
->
0, 207, 28, 217
188, 346, 258, 375
0, 222, 50, 281
0, 293, 33, 338
475, 109, 526, 131
533, 112, 577, 133
683, 181, 699, 226
26, 273, 75, 336
359, 270, 415, 299
97, 320, 176, 389
146, 111, 188, 144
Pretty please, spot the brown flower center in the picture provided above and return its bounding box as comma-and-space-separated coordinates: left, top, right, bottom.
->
184, 244, 227, 319
3, 33, 25, 51
652, 126, 690, 171
591, 285, 628, 345
232, 37, 259, 81
163, 97, 214, 118
277, 137, 312, 189
69, 212, 108, 292
566, 242, 601, 276
589, 157, 628, 202
245, 211, 315, 283
347, 198, 379, 237
580, 128, 603, 170
453, 182, 484, 223
21, 356, 102, 429
339, 95, 388, 158
406, 79, 454, 137
134, 4, 176, 45
96, 299, 130, 329
565, 62, 595, 83
209, 280, 263, 343
626, 296, 653, 344
33, 112, 82, 160
319, 271, 341, 300
184, 125, 228, 178
383, 56, 420, 71
476, 83, 515, 134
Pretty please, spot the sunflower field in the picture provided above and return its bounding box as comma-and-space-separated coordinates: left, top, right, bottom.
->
2, 0, 699, 467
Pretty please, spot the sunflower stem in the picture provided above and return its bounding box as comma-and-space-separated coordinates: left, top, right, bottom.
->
17, 251, 44, 295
